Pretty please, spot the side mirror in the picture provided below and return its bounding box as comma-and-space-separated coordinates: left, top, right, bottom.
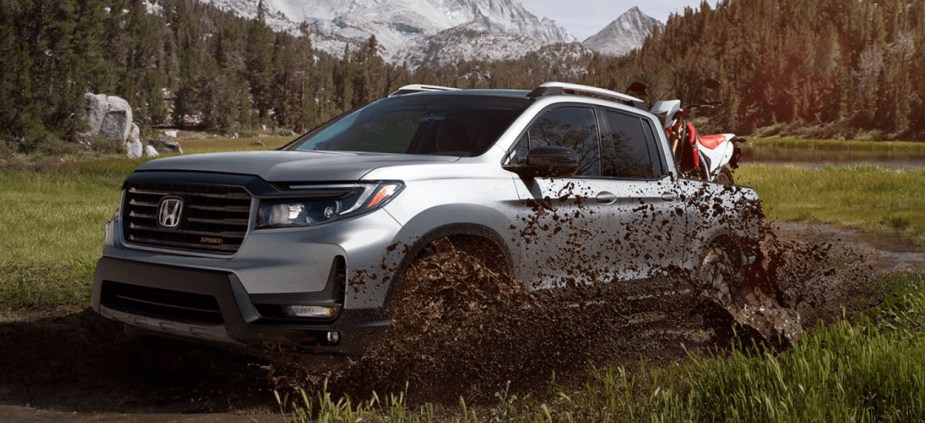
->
504, 146, 580, 178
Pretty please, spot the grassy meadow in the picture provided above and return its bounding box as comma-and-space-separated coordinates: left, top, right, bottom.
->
737, 164, 925, 247
1, 136, 924, 420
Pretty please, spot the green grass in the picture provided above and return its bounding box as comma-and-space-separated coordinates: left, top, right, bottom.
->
180, 135, 292, 154
737, 164, 925, 245
0, 167, 124, 311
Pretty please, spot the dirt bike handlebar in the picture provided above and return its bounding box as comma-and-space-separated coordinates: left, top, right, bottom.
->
686, 101, 724, 109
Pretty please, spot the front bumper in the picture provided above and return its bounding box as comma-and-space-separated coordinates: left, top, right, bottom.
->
91, 257, 387, 355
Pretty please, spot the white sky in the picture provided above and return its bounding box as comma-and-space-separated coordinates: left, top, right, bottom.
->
520, 0, 711, 41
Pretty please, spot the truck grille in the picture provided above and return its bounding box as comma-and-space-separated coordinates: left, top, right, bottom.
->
123, 182, 252, 254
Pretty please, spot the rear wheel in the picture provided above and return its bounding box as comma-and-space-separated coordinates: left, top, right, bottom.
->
714, 166, 734, 185
698, 241, 803, 348
699, 245, 736, 306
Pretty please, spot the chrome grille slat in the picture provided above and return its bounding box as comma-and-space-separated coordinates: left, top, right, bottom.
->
129, 199, 159, 208
188, 204, 251, 213
123, 181, 252, 254
129, 211, 156, 219
128, 188, 170, 196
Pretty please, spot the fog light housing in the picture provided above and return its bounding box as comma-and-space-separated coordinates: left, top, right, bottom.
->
282, 305, 340, 319
326, 331, 341, 345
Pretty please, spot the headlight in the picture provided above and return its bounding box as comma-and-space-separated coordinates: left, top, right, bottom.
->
100, 208, 119, 258
256, 182, 403, 229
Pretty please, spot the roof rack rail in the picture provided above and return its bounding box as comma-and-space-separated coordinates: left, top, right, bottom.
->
389, 84, 461, 97
528, 82, 647, 111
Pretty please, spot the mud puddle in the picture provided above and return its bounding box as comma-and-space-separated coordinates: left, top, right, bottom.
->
0, 223, 921, 421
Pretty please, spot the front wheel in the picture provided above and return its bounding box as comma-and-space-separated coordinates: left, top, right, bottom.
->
387, 238, 521, 336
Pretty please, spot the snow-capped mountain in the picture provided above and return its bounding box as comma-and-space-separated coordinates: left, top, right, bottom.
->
583, 7, 663, 57
399, 28, 543, 68
197, 0, 575, 65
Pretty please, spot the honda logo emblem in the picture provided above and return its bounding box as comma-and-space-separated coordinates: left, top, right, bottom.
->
157, 197, 184, 228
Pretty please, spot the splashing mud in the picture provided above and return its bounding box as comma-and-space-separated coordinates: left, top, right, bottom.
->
261, 230, 879, 406
261, 184, 885, 404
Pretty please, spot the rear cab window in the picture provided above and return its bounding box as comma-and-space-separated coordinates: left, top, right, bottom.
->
599, 109, 667, 180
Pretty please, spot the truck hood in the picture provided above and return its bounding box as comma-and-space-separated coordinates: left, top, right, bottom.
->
135, 150, 460, 182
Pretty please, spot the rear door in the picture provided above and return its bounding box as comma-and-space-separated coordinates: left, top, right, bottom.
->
596, 108, 690, 278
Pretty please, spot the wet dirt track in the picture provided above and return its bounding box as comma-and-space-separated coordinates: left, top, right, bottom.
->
0, 222, 921, 422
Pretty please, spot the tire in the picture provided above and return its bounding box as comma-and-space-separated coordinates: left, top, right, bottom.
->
698, 241, 803, 348
698, 244, 737, 307
387, 238, 520, 333
714, 166, 734, 185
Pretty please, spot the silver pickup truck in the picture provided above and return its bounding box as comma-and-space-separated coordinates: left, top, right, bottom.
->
91, 82, 768, 353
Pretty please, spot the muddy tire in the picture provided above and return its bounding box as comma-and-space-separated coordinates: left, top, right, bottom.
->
714, 166, 734, 185
699, 244, 737, 306
698, 241, 803, 348
387, 238, 522, 337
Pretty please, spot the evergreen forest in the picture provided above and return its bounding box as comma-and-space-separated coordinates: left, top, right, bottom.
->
2, 0, 924, 153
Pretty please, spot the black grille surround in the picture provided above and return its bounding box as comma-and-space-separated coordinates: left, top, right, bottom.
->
122, 180, 252, 254
100, 281, 224, 324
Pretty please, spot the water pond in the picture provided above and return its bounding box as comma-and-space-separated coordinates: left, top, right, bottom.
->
741, 141, 925, 168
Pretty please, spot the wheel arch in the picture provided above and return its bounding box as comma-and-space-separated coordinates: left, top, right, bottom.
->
385, 222, 514, 302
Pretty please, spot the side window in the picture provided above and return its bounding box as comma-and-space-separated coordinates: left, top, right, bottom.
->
601, 110, 657, 179
511, 107, 601, 177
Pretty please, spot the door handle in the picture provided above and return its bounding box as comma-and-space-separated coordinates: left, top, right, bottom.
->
596, 191, 617, 204
660, 192, 678, 201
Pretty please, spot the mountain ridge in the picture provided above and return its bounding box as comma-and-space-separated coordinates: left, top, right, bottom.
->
194, 1, 662, 66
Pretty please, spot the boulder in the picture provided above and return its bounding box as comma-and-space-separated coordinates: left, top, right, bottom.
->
79, 94, 107, 140
78, 92, 134, 147
125, 123, 143, 159
143, 145, 159, 157
149, 138, 183, 154
99, 96, 133, 143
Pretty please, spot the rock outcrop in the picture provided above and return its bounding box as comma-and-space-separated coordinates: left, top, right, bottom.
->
149, 139, 184, 154
79, 92, 141, 157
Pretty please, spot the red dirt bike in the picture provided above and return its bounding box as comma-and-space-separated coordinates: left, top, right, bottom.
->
628, 79, 744, 185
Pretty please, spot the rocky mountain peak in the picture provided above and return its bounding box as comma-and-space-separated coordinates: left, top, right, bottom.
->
583, 7, 664, 57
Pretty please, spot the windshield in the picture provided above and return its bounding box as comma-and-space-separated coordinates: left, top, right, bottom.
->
288, 95, 530, 157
